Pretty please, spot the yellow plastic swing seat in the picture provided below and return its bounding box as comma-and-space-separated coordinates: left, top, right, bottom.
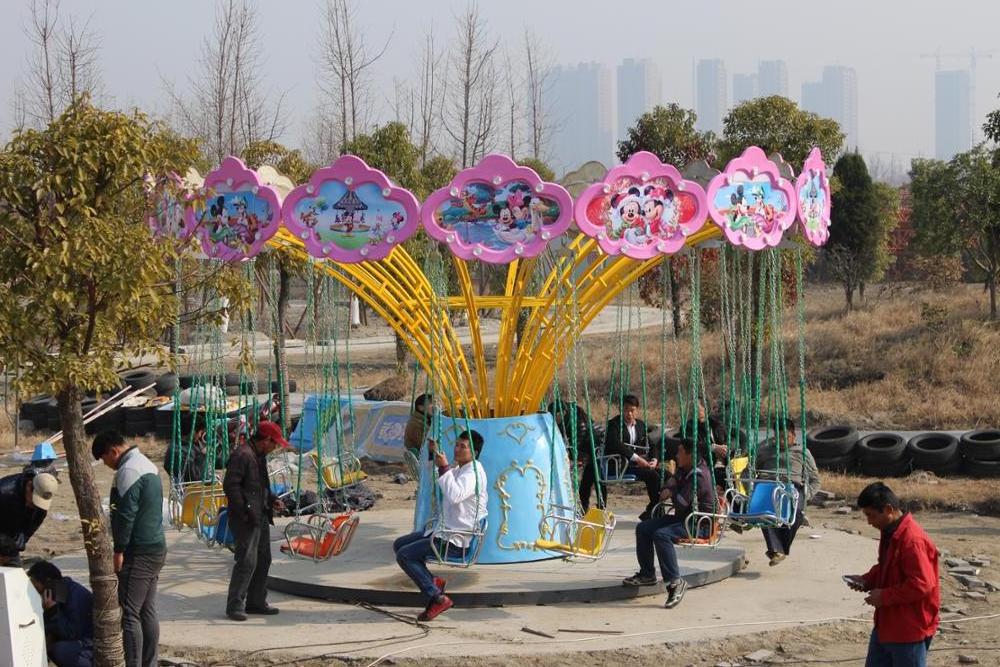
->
730, 456, 749, 496
308, 451, 369, 490
178, 484, 227, 528
534, 508, 614, 557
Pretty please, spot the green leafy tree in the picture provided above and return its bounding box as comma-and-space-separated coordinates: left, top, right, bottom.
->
616, 103, 715, 166
827, 152, 879, 311
717, 96, 844, 166
517, 156, 555, 182
911, 147, 1000, 318
863, 181, 902, 299
0, 100, 246, 666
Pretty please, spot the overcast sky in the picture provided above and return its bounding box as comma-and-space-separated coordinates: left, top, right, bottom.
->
3, 0, 999, 170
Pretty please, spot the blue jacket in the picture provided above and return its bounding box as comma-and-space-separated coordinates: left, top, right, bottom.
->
44, 576, 93, 645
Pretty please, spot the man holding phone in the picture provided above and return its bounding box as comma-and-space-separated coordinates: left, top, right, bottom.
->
843, 482, 939, 667
27, 560, 94, 667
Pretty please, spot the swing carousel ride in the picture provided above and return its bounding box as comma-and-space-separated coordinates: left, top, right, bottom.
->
148, 145, 831, 574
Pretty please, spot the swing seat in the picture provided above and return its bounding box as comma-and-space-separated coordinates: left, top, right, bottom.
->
281, 513, 359, 561
430, 516, 488, 568
727, 480, 798, 527
403, 450, 422, 481
596, 452, 637, 483
535, 506, 617, 559
196, 506, 235, 549
675, 496, 729, 547
309, 451, 368, 491
729, 456, 750, 495
174, 482, 227, 528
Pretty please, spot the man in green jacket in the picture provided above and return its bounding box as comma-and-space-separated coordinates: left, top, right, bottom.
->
93, 430, 166, 667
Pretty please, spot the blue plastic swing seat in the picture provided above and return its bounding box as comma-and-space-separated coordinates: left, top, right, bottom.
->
432, 516, 488, 567
199, 507, 236, 547
729, 480, 798, 526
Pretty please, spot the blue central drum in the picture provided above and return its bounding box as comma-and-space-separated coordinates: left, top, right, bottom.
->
412, 412, 576, 564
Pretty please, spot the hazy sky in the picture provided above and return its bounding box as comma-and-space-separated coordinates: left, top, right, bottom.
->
3, 0, 1000, 169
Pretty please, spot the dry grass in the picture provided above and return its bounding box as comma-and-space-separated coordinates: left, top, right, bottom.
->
821, 469, 1000, 515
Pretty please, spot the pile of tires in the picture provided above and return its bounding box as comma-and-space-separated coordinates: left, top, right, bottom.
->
807, 426, 859, 472
856, 432, 911, 477
907, 433, 961, 476
960, 430, 1000, 478
20, 395, 52, 431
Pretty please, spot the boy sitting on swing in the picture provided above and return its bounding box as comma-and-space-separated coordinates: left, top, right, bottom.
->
393, 430, 488, 621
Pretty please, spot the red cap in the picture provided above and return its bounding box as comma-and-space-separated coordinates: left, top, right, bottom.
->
255, 420, 291, 449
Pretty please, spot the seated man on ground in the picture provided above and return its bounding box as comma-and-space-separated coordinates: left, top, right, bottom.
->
403, 393, 436, 458
753, 417, 820, 566
548, 400, 601, 509
601, 394, 661, 519
393, 430, 488, 622
0, 468, 59, 566
623, 438, 715, 609
27, 560, 94, 667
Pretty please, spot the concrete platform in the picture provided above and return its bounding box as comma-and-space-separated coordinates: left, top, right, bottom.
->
267, 509, 745, 607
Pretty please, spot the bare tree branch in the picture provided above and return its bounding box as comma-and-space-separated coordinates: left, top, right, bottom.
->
442, 3, 498, 167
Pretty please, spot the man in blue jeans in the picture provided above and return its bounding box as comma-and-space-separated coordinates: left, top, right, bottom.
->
623, 438, 714, 608
393, 430, 488, 621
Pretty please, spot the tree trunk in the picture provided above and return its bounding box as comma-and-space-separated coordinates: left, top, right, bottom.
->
669, 260, 683, 336
990, 277, 997, 320
859, 281, 866, 303
57, 386, 126, 667
394, 333, 408, 374
844, 283, 854, 312
273, 261, 291, 432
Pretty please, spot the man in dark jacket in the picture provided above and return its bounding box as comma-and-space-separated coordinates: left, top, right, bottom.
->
403, 393, 435, 457
28, 560, 94, 667
623, 439, 714, 609
846, 482, 940, 667
548, 400, 602, 508
223, 420, 289, 621
600, 394, 661, 519
93, 430, 166, 667
0, 469, 59, 565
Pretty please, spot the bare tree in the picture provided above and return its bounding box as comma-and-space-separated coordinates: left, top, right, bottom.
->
442, 4, 498, 167
301, 107, 341, 166
501, 46, 520, 158
414, 29, 443, 166
16, 0, 102, 130
318, 0, 391, 148
167, 0, 286, 164
524, 28, 554, 161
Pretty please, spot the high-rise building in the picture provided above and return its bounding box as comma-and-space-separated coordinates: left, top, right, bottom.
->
695, 59, 727, 134
548, 62, 615, 174
935, 69, 972, 160
800, 66, 859, 149
758, 60, 788, 98
617, 58, 662, 142
732, 73, 758, 106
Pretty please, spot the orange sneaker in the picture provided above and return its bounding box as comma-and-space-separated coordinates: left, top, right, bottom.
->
418, 595, 454, 622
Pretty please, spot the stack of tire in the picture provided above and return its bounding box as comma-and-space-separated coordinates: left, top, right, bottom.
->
19, 395, 53, 431
959, 430, 1000, 478
806, 426, 859, 472
906, 433, 962, 476
855, 433, 911, 477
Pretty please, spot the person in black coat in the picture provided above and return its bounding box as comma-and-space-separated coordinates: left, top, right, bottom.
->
0, 470, 59, 565
596, 394, 662, 519
223, 421, 288, 621
548, 400, 603, 510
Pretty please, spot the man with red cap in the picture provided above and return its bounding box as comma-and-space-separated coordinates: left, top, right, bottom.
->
223, 420, 289, 621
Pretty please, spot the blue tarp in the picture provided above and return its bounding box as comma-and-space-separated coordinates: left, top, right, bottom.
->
288, 394, 410, 462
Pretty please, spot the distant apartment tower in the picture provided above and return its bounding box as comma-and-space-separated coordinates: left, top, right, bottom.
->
549, 62, 615, 174
617, 58, 662, 142
732, 73, 758, 106
758, 60, 788, 98
935, 69, 972, 160
800, 66, 859, 149
695, 59, 727, 133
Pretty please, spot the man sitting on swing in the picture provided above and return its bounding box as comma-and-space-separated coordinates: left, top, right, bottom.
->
393, 429, 488, 622
623, 438, 714, 609
601, 394, 661, 519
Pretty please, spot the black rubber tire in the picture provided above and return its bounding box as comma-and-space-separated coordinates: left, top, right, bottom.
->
224, 373, 242, 387
178, 374, 196, 389
267, 379, 297, 394
859, 457, 912, 478
815, 451, 856, 473
121, 369, 157, 391
23, 395, 51, 424
155, 372, 178, 396
124, 405, 154, 423
963, 457, 1000, 478
960, 430, 1000, 461
907, 433, 960, 468
44, 398, 62, 431
225, 384, 243, 397
153, 407, 174, 428
856, 432, 907, 464
934, 458, 964, 477
806, 426, 859, 458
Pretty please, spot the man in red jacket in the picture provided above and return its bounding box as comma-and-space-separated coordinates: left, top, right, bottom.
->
845, 482, 939, 667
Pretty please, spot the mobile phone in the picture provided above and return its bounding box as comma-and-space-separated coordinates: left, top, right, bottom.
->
842, 575, 860, 587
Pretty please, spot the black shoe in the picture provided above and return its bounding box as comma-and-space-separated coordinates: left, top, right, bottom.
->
638, 510, 651, 521
227, 610, 248, 621
246, 604, 280, 615
729, 523, 744, 534
664, 578, 688, 609
622, 572, 658, 587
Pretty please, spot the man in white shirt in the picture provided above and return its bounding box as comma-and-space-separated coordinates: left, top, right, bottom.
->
393, 429, 488, 621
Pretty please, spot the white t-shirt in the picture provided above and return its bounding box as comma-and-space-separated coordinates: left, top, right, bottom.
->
426, 461, 489, 548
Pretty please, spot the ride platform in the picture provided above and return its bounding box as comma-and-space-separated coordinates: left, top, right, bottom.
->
267, 509, 745, 607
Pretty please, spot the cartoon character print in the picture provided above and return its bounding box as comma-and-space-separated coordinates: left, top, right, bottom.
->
749, 185, 777, 235
641, 185, 684, 240
608, 186, 643, 240
391, 211, 405, 230
804, 170, 821, 230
